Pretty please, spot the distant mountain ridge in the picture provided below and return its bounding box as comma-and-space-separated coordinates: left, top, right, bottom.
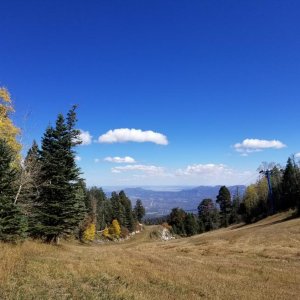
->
103, 185, 246, 218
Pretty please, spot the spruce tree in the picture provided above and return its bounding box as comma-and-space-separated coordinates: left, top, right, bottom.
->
119, 191, 135, 231
216, 186, 232, 227
282, 157, 299, 209
103, 198, 113, 226
230, 189, 242, 224
184, 213, 199, 236
36, 106, 85, 243
270, 166, 283, 212
168, 208, 186, 236
86, 186, 107, 230
19, 141, 41, 213
134, 199, 146, 223
96, 188, 108, 230
0, 139, 27, 242
110, 192, 125, 226
198, 198, 219, 232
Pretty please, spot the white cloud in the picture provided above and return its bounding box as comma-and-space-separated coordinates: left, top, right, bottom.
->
104, 156, 136, 163
176, 164, 231, 176
89, 161, 256, 186
176, 163, 255, 185
78, 130, 92, 145
295, 153, 300, 158
234, 138, 286, 154
111, 164, 166, 175
75, 155, 81, 161
110, 163, 254, 185
98, 128, 168, 145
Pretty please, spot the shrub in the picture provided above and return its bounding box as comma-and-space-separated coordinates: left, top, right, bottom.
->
83, 223, 96, 242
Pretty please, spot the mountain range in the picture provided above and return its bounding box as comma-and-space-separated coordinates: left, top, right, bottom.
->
103, 185, 246, 218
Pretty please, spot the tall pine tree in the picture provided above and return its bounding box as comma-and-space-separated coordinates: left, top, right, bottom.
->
198, 198, 219, 232
36, 106, 85, 243
119, 191, 135, 231
282, 157, 299, 209
110, 192, 125, 225
17, 140, 41, 213
134, 199, 146, 223
216, 186, 232, 227
184, 213, 199, 236
230, 189, 242, 224
0, 139, 27, 242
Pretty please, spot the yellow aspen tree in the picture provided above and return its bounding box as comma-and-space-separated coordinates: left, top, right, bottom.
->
0, 87, 21, 159
110, 219, 121, 237
83, 223, 96, 241
102, 226, 109, 238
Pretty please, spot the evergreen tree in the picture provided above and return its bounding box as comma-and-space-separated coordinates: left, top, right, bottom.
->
103, 198, 113, 226
282, 157, 299, 209
230, 189, 242, 224
216, 186, 232, 227
18, 141, 41, 213
198, 198, 219, 232
119, 191, 135, 231
19, 141, 43, 237
0, 139, 27, 242
168, 208, 186, 236
134, 199, 146, 223
86, 187, 111, 230
36, 106, 85, 243
96, 188, 107, 230
184, 213, 199, 236
270, 166, 283, 212
110, 192, 125, 225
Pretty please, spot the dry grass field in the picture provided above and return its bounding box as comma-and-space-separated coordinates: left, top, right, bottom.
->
1, 212, 300, 300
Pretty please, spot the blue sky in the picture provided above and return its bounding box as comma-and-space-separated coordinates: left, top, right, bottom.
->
1, 0, 300, 186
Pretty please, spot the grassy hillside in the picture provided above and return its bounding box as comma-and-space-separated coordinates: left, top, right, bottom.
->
1, 212, 299, 300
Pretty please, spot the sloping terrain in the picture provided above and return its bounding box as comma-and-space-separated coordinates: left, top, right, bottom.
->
1, 212, 299, 299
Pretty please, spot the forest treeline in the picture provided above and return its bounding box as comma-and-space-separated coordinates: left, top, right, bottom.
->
166, 161, 300, 237
0, 87, 299, 243
0, 87, 145, 244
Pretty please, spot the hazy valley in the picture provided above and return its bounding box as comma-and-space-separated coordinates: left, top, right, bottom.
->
104, 185, 247, 217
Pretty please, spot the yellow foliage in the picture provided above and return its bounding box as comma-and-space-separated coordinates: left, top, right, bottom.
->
256, 177, 268, 202
83, 223, 96, 241
109, 219, 121, 237
0, 87, 10, 100
102, 226, 109, 238
0, 87, 21, 159
243, 184, 259, 214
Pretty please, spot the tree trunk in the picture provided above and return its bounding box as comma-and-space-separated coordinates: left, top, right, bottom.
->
46, 235, 60, 245
14, 184, 23, 204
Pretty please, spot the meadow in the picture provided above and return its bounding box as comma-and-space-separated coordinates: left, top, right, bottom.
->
1, 212, 299, 300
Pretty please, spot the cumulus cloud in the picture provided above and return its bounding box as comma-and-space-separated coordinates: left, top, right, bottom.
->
98, 128, 168, 145
234, 138, 286, 155
176, 163, 255, 185
176, 164, 231, 176
295, 153, 300, 158
75, 155, 81, 161
111, 164, 166, 175
104, 161, 255, 185
78, 130, 92, 145
104, 156, 136, 163
111, 163, 254, 185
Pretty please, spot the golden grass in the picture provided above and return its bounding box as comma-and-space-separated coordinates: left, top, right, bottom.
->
1, 212, 300, 299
